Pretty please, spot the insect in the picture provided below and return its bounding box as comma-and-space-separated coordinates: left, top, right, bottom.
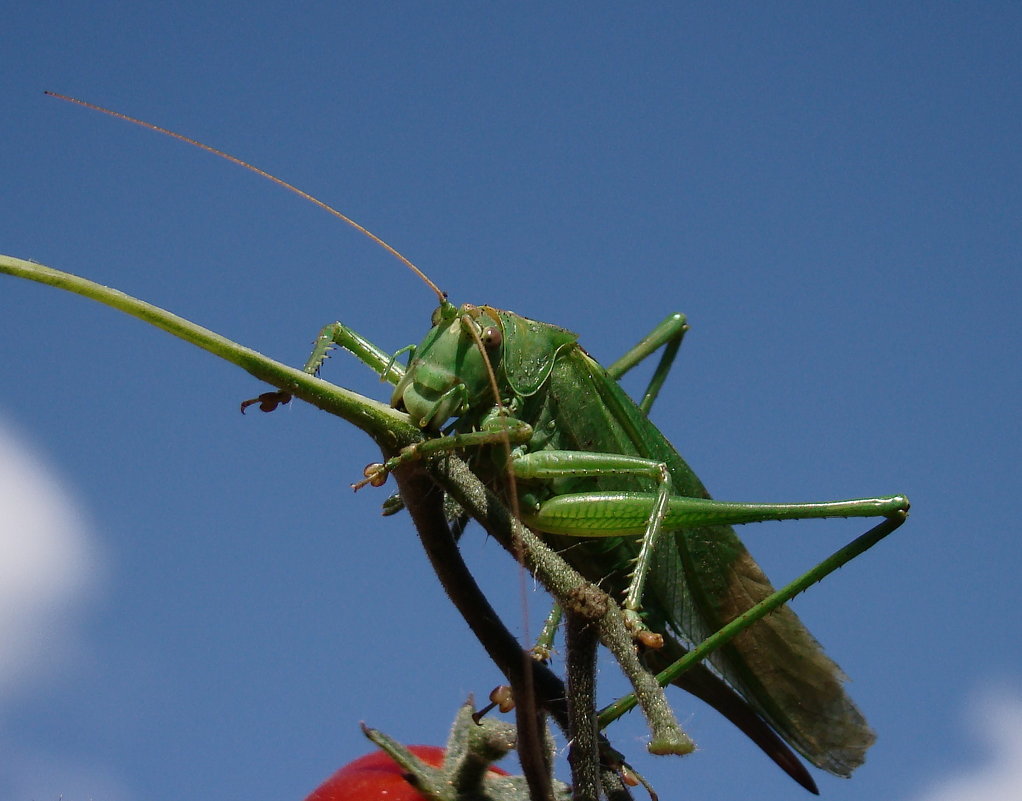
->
280, 300, 907, 794
38, 93, 910, 794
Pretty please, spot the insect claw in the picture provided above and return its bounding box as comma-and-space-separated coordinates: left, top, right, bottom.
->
636, 630, 665, 650
240, 390, 292, 414
619, 765, 640, 788
622, 609, 664, 649
619, 763, 659, 800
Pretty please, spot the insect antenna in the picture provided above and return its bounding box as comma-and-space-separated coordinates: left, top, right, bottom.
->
460, 310, 522, 515
44, 92, 447, 304
47, 92, 570, 787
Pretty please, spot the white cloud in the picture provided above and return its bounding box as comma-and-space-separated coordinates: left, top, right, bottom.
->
910, 685, 1022, 801
0, 422, 130, 801
0, 418, 105, 700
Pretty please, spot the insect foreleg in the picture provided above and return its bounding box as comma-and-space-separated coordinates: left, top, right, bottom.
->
353, 418, 535, 489
241, 322, 403, 413
605, 312, 688, 415
303, 322, 407, 385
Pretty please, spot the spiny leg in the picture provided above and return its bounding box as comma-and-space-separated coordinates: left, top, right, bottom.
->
517, 448, 909, 627
302, 322, 407, 385
511, 449, 676, 641
241, 321, 405, 412
527, 489, 911, 536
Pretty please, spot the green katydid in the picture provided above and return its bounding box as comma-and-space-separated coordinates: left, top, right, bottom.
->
46, 93, 910, 794
295, 302, 907, 793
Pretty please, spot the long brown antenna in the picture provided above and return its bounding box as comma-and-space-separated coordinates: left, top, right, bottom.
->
44, 91, 447, 303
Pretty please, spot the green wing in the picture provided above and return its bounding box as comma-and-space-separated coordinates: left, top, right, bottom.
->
529, 346, 873, 781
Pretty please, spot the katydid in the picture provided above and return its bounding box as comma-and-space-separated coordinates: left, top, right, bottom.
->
301, 303, 907, 793
47, 93, 910, 794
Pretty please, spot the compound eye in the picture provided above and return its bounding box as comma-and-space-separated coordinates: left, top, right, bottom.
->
481, 326, 502, 349
430, 305, 445, 327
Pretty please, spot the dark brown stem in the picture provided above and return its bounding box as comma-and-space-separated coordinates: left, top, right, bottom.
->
565, 606, 601, 801
391, 459, 562, 801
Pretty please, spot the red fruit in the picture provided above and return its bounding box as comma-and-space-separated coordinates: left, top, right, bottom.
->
304, 745, 508, 801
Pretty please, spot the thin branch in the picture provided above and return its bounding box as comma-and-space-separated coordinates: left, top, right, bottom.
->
391, 459, 559, 801
564, 607, 601, 801
1, 255, 412, 444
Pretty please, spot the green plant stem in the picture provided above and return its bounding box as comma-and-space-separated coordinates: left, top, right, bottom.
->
1, 255, 414, 447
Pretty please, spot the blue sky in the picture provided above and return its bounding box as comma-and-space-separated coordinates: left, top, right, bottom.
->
2, 4, 1020, 800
